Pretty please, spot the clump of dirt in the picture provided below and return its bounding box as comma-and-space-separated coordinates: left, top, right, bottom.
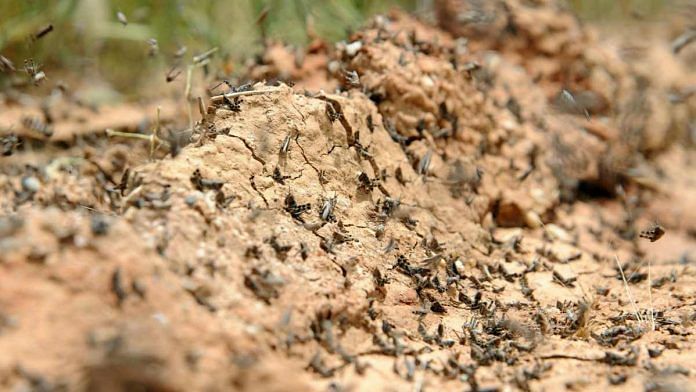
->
435, 0, 695, 154
246, 39, 336, 92
1, 1, 695, 391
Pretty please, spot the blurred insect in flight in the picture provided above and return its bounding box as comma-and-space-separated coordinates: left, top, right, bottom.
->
117, 11, 128, 26
24, 59, 46, 85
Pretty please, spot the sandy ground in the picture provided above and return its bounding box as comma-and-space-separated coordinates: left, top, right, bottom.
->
1, 1, 695, 391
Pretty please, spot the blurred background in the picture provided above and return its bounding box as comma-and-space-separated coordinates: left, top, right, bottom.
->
0, 0, 674, 99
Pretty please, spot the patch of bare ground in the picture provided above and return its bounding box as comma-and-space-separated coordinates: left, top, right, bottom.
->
1, 1, 695, 391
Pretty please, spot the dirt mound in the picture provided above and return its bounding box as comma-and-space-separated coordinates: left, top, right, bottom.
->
1, 1, 695, 391
435, 0, 695, 152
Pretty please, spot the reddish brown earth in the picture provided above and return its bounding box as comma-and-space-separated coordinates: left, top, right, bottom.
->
1, 1, 695, 391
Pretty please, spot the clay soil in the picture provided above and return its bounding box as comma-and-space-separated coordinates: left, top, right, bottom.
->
1, 1, 696, 391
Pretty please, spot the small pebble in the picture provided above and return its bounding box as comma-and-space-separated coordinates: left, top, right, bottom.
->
21, 176, 40, 193
91, 215, 110, 236
345, 41, 363, 57
152, 312, 169, 325
185, 194, 198, 206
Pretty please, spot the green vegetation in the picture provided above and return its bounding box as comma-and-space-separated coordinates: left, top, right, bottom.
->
0, 0, 668, 95
0, 1, 416, 90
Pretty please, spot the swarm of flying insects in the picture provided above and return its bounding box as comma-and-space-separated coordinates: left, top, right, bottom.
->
0, 1, 695, 391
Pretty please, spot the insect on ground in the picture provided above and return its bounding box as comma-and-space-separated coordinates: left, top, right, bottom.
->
280, 133, 292, 155
21, 116, 53, 138
639, 223, 665, 242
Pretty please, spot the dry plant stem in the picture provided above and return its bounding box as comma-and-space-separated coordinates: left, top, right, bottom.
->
152, 106, 162, 158
107, 129, 161, 159
648, 259, 655, 331
192, 47, 218, 64
614, 255, 643, 324
77, 204, 116, 216
185, 66, 193, 99
209, 88, 284, 104
184, 52, 215, 130
106, 129, 153, 142
187, 102, 194, 131
155, 106, 161, 135
105, 106, 167, 160
198, 97, 206, 121
186, 65, 194, 130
